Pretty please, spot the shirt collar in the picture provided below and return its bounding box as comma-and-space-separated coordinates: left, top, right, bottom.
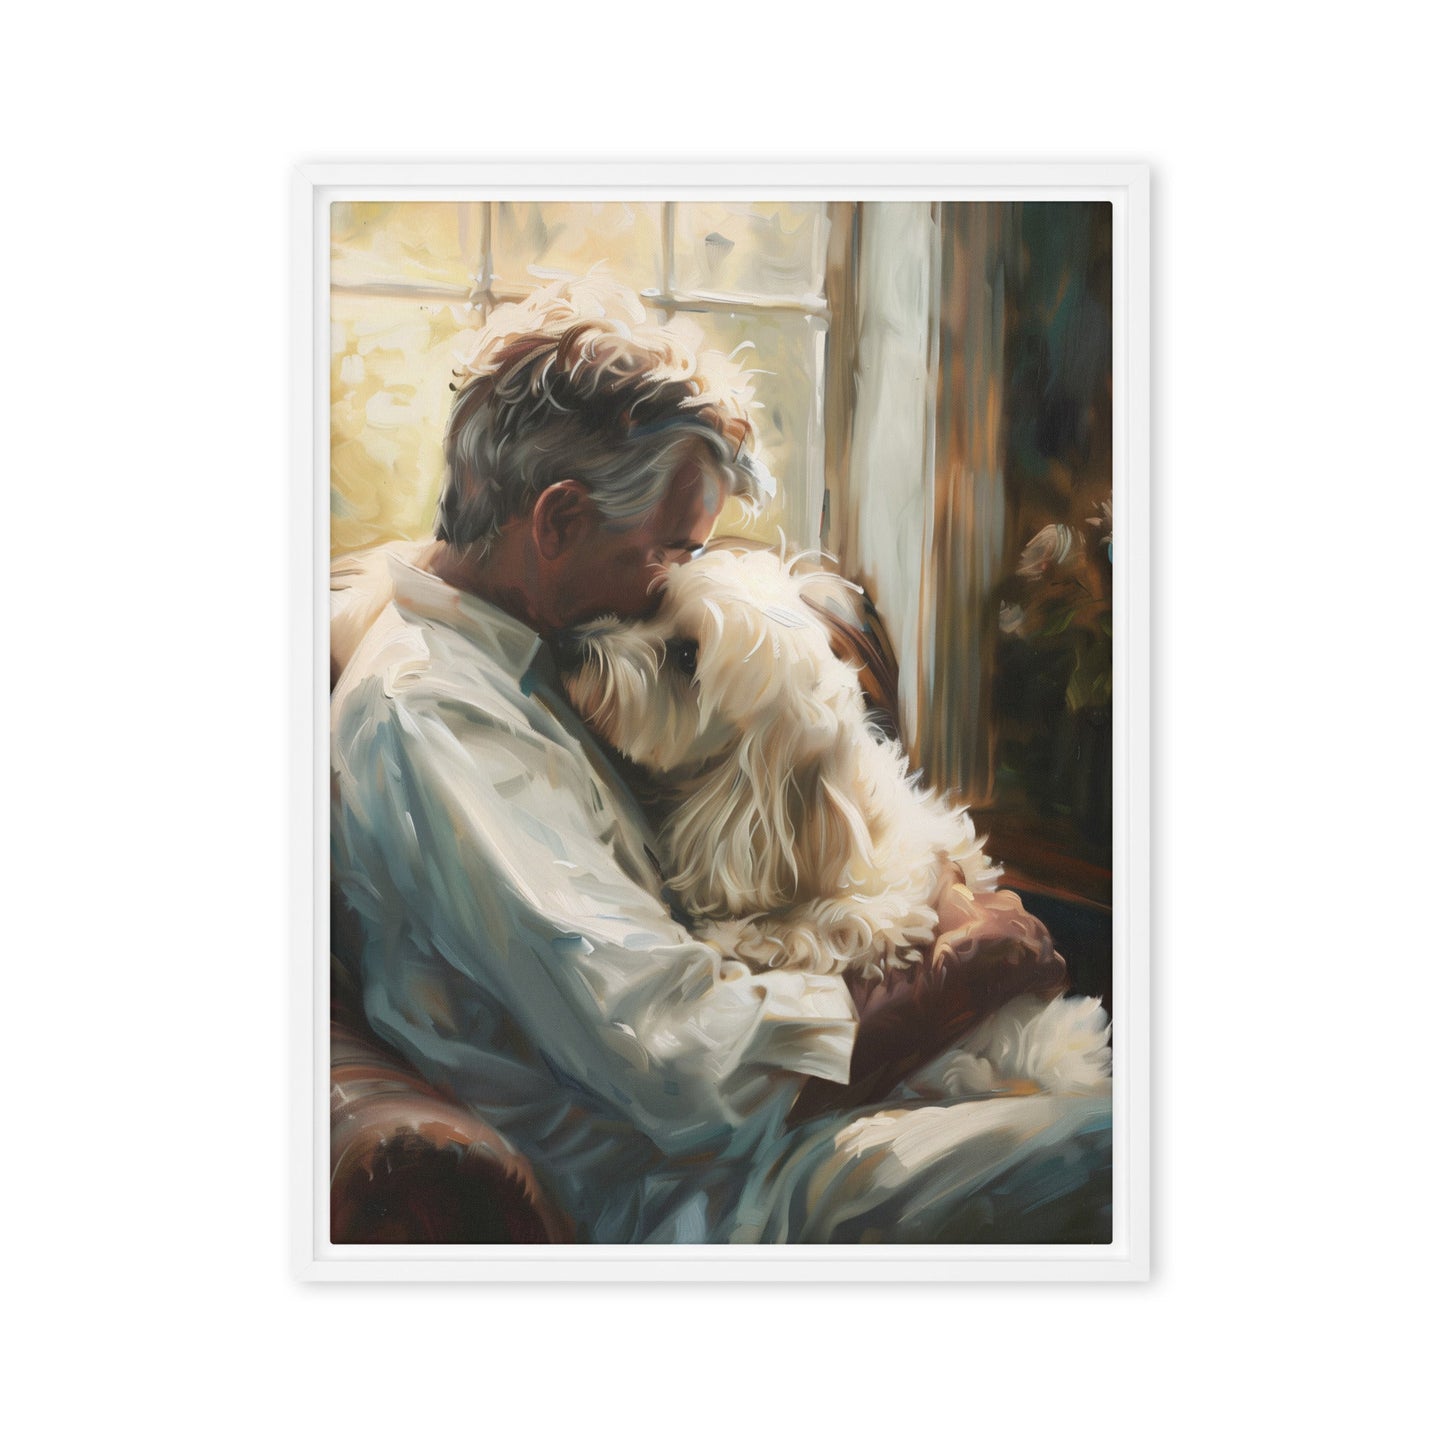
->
386, 551, 545, 682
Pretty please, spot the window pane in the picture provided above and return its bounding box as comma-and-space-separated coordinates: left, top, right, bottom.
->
672, 202, 827, 300
491, 201, 664, 291
330, 294, 484, 554
331, 202, 484, 291
687, 308, 826, 547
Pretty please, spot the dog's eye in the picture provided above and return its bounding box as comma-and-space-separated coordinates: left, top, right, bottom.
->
667, 639, 699, 678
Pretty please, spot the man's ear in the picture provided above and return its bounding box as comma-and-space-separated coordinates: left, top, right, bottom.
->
533, 480, 594, 560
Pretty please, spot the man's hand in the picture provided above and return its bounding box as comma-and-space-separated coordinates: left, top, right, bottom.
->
926, 881, 1067, 1008
787, 875, 1066, 1124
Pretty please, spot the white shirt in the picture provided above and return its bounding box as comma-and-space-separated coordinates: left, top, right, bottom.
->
331, 549, 857, 1241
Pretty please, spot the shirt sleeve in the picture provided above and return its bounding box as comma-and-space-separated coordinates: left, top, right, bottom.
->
332, 666, 857, 1159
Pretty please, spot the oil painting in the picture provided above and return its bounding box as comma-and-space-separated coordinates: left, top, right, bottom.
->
323, 189, 1131, 1260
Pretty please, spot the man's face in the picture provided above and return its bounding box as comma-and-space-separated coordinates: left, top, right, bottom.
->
554, 456, 726, 625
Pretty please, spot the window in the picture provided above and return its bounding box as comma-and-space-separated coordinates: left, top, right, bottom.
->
825, 201, 1113, 902
330, 201, 833, 555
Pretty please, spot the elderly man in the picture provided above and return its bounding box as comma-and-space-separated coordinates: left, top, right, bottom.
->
331, 277, 1111, 1244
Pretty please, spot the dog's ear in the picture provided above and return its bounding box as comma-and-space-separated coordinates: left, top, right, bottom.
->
663, 712, 878, 920
789, 753, 880, 903
794, 563, 864, 619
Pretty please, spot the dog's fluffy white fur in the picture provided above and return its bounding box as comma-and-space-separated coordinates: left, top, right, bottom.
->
566, 546, 998, 978
564, 546, 1110, 1095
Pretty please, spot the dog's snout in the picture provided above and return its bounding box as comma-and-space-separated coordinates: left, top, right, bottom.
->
553, 634, 589, 673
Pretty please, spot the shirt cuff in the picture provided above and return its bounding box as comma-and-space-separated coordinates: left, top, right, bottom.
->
739, 970, 857, 1085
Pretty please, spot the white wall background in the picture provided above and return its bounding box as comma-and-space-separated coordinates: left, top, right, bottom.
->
5, 3, 1439, 1440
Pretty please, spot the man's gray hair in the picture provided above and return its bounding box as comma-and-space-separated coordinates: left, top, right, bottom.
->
437, 276, 775, 553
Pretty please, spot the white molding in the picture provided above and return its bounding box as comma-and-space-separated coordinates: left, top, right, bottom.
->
297, 160, 1148, 196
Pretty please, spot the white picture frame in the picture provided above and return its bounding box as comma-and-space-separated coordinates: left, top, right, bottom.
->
293, 162, 1150, 1281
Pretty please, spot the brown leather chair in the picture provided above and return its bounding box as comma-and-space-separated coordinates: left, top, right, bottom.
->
330, 937, 574, 1244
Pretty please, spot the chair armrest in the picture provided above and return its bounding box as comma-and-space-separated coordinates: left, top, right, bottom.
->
330, 994, 574, 1246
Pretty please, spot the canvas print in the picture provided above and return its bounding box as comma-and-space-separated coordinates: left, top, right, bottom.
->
328, 199, 1115, 1246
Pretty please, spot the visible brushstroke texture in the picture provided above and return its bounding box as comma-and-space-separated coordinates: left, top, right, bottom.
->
926, 202, 1018, 805
830, 201, 940, 762
562, 547, 1003, 976
327, 205, 1116, 1244
990, 203, 1114, 864
330, 201, 835, 557
560, 545, 1106, 1090
671, 201, 827, 302
493, 202, 665, 293
331, 547, 1110, 1243
331, 201, 485, 292
330, 296, 484, 553
821, 200, 861, 554
686, 307, 826, 546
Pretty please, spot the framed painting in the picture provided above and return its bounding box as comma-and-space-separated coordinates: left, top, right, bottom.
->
292, 162, 1149, 1281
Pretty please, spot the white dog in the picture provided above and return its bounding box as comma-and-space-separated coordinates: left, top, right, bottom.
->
564, 545, 1111, 1096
